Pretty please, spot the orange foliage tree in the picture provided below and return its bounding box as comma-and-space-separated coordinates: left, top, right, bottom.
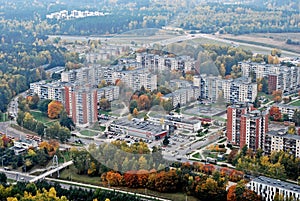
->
272, 90, 282, 103
39, 140, 60, 157
227, 183, 261, 201
138, 94, 151, 110
123, 170, 139, 188
47, 101, 63, 119
269, 106, 282, 121
229, 170, 244, 182
102, 171, 123, 187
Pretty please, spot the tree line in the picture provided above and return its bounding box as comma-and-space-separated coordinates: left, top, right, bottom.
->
228, 146, 300, 181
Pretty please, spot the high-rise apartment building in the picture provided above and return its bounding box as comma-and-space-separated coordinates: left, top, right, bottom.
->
226, 103, 268, 150
68, 87, 98, 126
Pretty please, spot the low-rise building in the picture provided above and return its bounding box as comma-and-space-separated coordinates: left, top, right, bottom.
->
109, 118, 167, 140
247, 176, 300, 201
148, 114, 201, 132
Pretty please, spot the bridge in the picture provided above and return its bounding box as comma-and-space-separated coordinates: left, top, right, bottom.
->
29, 160, 73, 183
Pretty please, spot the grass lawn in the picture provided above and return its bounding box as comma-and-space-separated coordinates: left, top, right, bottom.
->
192, 152, 200, 158
91, 123, 106, 131
59, 165, 199, 201
289, 100, 300, 106
30, 110, 57, 124
80, 130, 99, 137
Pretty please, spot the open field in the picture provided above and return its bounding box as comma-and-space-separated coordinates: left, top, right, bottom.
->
218, 33, 300, 56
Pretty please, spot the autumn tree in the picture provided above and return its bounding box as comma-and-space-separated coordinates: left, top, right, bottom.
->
48, 101, 63, 119
269, 106, 282, 121
272, 90, 282, 103
287, 125, 296, 134
133, 108, 139, 117
138, 94, 151, 110
27, 94, 40, 109
227, 182, 261, 201
99, 98, 111, 111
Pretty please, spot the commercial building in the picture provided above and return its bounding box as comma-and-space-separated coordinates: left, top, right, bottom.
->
247, 176, 300, 201
226, 103, 268, 150
148, 114, 201, 132
264, 129, 300, 158
109, 118, 167, 140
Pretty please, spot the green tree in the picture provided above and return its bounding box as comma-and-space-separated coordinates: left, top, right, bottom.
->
0, 173, 7, 185
129, 100, 138, 114
162, 135, 170, 146
292, 110, 300, 126
162, 99, 173, 112
35, 121, 45, 136
59, 111, 75, 131
38, 99, 52, 114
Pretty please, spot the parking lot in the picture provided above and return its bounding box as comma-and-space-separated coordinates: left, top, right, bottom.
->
102, 128, 200, 160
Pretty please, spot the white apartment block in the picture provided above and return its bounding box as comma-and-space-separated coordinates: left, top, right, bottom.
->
247, 176, 300, 201
240, 61, 300, 92
195, 75, 257, 103
264, 129, 300, 158
97, 86, 120, 101
272, 103, 299, 120
223, 77, 257, 103
46, 10, 109, 20
30, 81, 65, 103
163, 87, 200, 107
198, 74, 223, 102
112, 68, 157, 92
136, 53, 195, 72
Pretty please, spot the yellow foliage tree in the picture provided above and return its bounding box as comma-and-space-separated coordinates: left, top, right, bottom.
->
133, 108, 139, 117
48, 101, 63, 119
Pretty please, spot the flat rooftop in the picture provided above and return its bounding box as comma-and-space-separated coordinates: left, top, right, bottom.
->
112, 118, 165, 134
250, 176, 300, 193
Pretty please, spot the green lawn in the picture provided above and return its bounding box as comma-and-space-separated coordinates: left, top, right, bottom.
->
91, 123, 106, 131
192, 152, 200, 159
289, 100, 300, 106
80, 130, 99, 137
30, 111, 52, 123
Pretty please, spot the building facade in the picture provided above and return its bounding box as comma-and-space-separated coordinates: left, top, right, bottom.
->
264, 129, 300, 158
226, 103, 268, 150
247, 176, 300, 201
240, 61, 300, 93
